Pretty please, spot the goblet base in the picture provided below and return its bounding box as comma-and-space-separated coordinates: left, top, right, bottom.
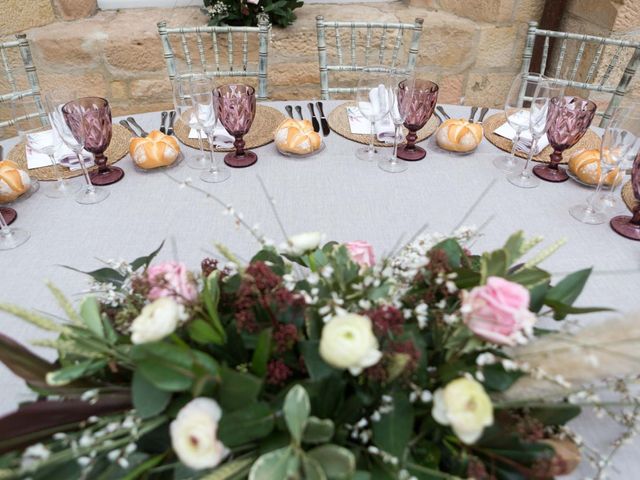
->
610, 215, 640, 241
493, 155, 521, 173
396, 144, 426, 161
76, 185, 109, 205
43, 179, 80, 199
356, 145, 383, 162
507, 171, 540, 189
90, 167, 125, 186
533, 164, 568, 183
186, 154, 209, 170
0, 207, 17, 226
569, 204, 607, 225
224, 151, 257, 168
200, 167, 231, 183
0, 227, 30, 250
378, 158, 407, 173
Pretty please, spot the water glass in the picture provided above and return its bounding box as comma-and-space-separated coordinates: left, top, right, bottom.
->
173, 77, 208, 170
355, 68, 392, 162
379, 71, 412, 173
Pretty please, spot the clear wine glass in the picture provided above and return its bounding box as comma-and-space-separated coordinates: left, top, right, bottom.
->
0, 204, 30, 250
569, 108, 640, 224
45, 91, 109, 205
494, 73, 548, 172
507, 79, 563, 188
189, 75, 231, 183
379, 71, 412, 173
173, 77, 208, 170
355, 67, 392, 162
12, 96, 80, 199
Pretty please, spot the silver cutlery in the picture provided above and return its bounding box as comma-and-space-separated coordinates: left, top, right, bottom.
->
308, 103, 320, 132
285, 105, 294, 119
0, 145, 3, 161
478, 107, 490, 123
126, 116, 148, 137
468, 106, 478, 123
167, 111, 176, 136
295, 105, 304, 120
436, 106, 451, 120
160, 111, 168, 134
119, 119, 140, 137
433, 110, 444, 123
315, 101, 330, 136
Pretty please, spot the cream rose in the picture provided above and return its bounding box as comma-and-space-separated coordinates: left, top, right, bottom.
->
170, 398, 229, 470
130, 297, 182, 344
287, 232, 322, 256
319, 313, 382, 375
432, 377, 493, 444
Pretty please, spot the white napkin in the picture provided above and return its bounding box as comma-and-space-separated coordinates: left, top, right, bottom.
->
494, 111, 549, 155
187, 110, 234, 147
348, 86, 400, 144
26, 130, 94, 170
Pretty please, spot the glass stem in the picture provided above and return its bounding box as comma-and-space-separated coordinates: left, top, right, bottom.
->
206, 131, 218, 173
521, 136, 537, 178
391, 125, 401, 165
369, 121, 375, 154
509, 131, 521, 164
49, 154, 64, 184
587, 174, 608, 213
197, 135, 205, 156
76, 152, 95, 193
0, 211, 11, 237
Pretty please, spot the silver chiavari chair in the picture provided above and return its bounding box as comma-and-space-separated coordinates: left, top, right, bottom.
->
315, 16, 424, 100
0, 34, 45, 130
519, 21, 640, 127
157, 16, 271, 101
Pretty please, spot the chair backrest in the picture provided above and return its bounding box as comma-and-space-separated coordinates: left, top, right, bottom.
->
157, 17, 271, 101
519, 21, 640, 127
0, 34, 44, 130
315, 16, 424, 100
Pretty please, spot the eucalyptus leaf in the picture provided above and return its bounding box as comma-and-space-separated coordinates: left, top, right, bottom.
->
251, 329, 272, 377
248, 447, 293, 480
302, 455, 327, 480
372, 392, 413, 459
188, 318, 225, 345
130, 241, 165, 271
79, 296, 104, 338
308, 445, 356, 480
132, 370, 171, 419
218, 402, 275, 447
302, 416, 335, 444
545, 268, 592, 306
219, 367, 262, 411
283, 385, 311, 444
481, 250, 508, 283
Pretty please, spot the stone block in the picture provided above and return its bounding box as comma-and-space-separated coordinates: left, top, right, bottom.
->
475, 25, 520, 69
130, 78, 173, 99
52, 0, 97, 21
464, 72, 515, 107
438, 0, 515, 23
406, 0, 438, 8
512, 0, 546, 22
438, 74, 465, 104
270, 62, 319, 86
38, 71, 109, 99
416, 13, 477, 69
566, 0, 619, 29
110, 81, 128, 101
0, 0, 56, 35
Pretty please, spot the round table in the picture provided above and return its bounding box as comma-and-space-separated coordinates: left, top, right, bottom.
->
1, 102, 638, 479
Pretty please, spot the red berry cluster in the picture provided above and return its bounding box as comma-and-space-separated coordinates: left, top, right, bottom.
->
365, 305, 405, 337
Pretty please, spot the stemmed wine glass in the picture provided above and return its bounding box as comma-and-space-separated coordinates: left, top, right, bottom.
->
46, 91, 109, 204
215, 84, 257, 168
494, 73, 548, 172
379, 71, 412, 173
189, 76, 231, 183
173, 77, 208, 170
507, 79, 563, 188
0, 205, 30, 250
396, 78, 438, 161
569, 108, 640, 224
533, 95, 597, 182
12, 96, 79, 199
610, 151, 640, 240
355, 67, 392, 162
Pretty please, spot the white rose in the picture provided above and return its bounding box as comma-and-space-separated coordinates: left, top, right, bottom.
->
319, 313, 382, 375
170, 398, 229, 470
130, 297, 182, 344
287, 232, 322, 255
432, 377, 493, 444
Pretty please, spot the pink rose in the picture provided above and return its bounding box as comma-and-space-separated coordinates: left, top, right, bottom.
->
345, 241, 375, 267
147, 262, 198, 304
462, 276, 536, 346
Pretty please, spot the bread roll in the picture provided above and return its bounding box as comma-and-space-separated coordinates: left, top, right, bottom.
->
0, 160, 32, 202
275, 119, 322, 155
436, 119, 483, 153
568, 149, 620, 186
129, 130, 180, 169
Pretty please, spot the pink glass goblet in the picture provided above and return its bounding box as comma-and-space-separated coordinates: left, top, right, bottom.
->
610, 152, 640, 241
0, 207, 17, 226
533, 96, 596, 183
215, 84, 257, 168
396, 79, 438, 161
63, 97, 124, 186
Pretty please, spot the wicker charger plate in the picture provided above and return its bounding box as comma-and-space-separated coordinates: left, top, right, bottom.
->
7, 124, 132, 181
483, 112, 601, 164
173, 104, 285, 152
327, 101, 440, 147
622, 181, 638, 211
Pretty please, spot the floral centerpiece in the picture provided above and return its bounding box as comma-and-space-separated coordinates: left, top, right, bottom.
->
203, 0, 304, 28
0, 225, 625, 479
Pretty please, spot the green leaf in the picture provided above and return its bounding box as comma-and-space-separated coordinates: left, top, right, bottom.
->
502, 231, 525, 264
283, 385, 311, 444
544, 299, 612, 321
79, 296, 104, 338
218, 402, 275, 447
300, 340, 334, 380
302, 455, 327, 480
132, 370, 171, 419
219, 367, 262, 411
308, 445, 356, 480
528, 280, 550, 313
120, 453, 165, 480
482, 363, 524, 392
200, 454, 257, 480
251, 328, 272, 377
136, 360, 193, 392
481, 250, 508, 283
202, 271, 227, 343
45, 359, 107, 386
130, 241, 165, 271
248, 447, 293, 480
132, 342, 195, 392
303, 417, 334, 444
372, 392, 414, 459
433, 238, 464, 269
507, 267, 550, 290
529, 404, 581, 425
545, 268, 592, 306
61, 265, 126, 286
187, 318, 225, 345
0, 333, 54, 390
251, 248, 285, 276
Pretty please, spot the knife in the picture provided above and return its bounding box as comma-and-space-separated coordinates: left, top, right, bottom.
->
285, 105, 294, 119
315, 101, 330, 136
436, 106, 451, 120
119, 119, 140, 137
126, 117, 148, 137
167, 111, 176, 135
308, 103, 320, 132
468, 106, 478, 123
478, 107, 490, 123
295, 105, 304, 120
160, 111, 168, 134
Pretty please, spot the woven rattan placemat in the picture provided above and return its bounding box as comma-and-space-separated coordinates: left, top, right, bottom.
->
327, 101, 440, 147
7, 124, 132, 181
483, 112, 601, 164
173, 104, 285, 152
622, 181, 638, 211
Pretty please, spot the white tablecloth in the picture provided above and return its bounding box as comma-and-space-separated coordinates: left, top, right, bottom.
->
1, 102, 638, 478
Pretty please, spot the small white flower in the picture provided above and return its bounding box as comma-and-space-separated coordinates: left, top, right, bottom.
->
130, 298, 183, 344
77, 456, 91, 467
20, 443, 50, 472
287, 232, 322, 255
170, 398, 229, 470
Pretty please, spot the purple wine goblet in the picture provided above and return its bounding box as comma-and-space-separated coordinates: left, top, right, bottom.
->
62, 97, 124, 186
610, 152, 640, 241
396, 79, 438, 161
215, 84, 257, 168
533, 96, 596, 183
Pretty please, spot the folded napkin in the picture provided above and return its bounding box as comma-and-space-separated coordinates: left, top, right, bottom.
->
188, 117, 234, 148
494, 111, 549, 155
348, 86, 401, 144
26, 130, 94, 170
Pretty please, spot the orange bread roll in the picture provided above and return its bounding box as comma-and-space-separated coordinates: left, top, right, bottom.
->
569, 149, 620, 186
130, 130, 180, 169
275, 119, 322, 155
0, 160, 32, 202
436, 119, 483, 153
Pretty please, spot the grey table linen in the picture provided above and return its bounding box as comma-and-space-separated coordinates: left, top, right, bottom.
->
1, 102, 639, 478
